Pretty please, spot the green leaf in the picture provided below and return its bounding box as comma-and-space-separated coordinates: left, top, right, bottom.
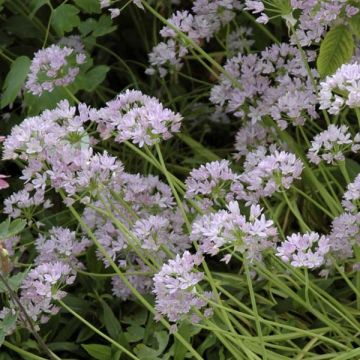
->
82, 344, 112, 360
100, 300, 121, 340
345, 158, 360, 182
349, 12, 360, 39
4, 15, 42, 39
0, 329, 4, 348
0, 271, 28, 293
134, 331, 169, 359
124, 325, 145, 343
1, 56, 30, 109
6, 219, 26, 239
74, 0, 101, 14
52, 4, 80, 36
317, 25, 354, 77
79, 18, 97, 36
0, 220, 10, 240
92, 15, 117, 37
29, 0, 49, 17
2, 312, 17, 332
78, 66, 109, 91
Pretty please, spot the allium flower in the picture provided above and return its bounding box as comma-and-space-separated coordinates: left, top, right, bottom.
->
146, 1, 242, 76
227, 27, 255, 55
342, 174, 360, 213
308, 125, 360, 165
185, 160, 239, 203
210, 43, 318, 129
35, 227, 90, 267
91, 90, 182, 147
328, 212, 360, 260
20, 262, 75, 323
233, 122, 277, 160
239, 147, 303, 203
153, 251, 212, 323
319, 63, 360, 115
276, 232, 330, 269
25, 43, 86, 96
291, 1, 359, 46
191, 201, 277, 262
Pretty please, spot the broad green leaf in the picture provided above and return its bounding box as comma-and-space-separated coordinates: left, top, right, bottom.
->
124, 325, 145, 343
92, 15, 117, 37
82, 344, 112, 360
134, 331, 169, 359
2, 312, 17, 332
0, 271, 28, 293
122, 307, 148, 325
345, 158, 360, 182
0, 220, 10, 240
317, 25, 354, 77
79, 18, 97, 36
78, 65, 109, 92
0, 329, 4, 348
29, 0, 49, 17
52, 4, 80, 36
100, 299, 121, 340
74, 0, 101, 14
1, 56, 30, 109
6, 219, 26, 239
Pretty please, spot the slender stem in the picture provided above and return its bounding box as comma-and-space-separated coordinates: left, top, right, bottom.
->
244, 259, 267, 360
58, 299, 139, 359
3, 341, 47, 360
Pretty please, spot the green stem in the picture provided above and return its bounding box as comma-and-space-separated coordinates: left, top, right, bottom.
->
3, 341, 47, 360
58, 299, 139, 359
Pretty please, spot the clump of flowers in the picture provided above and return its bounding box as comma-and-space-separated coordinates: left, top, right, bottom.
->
319, 63, 360, 114
291, 1, 359, 46
276, 232, 330, 268
328, 212, 360, 261
210, 43, 318, 129
153, 251, 212, 323
146, 0, 242, 76
25, 42, 86, 96
91, 89, 182, 147
191, 201, 277, 262
185, 160, 239, 204
342, 174, 360, 213
227, 27, 255, 55
308, 125, 360, 165
239, 146, 303, 204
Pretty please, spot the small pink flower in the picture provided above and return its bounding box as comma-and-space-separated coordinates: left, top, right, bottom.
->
0, 175, 9, 190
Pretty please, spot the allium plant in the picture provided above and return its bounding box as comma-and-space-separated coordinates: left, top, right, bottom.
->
2, 0, 360, 359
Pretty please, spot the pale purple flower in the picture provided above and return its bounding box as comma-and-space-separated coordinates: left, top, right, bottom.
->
91, 90, 182, 147
25, 42, 86, 96
191, 201, 277, 262
153, 251, 211, 323
308, 125, 360, 165
210, 43, 318, 129
239, 147, 303, 203
319, 63, 360, 115
276, 232, 330, 269
343, 174, 360, 213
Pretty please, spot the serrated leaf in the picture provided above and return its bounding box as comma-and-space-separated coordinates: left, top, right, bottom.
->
78, 65, 109, 92
82, 344, 112, 360
1, 56, 30, 109
52, 4, 80, 36
317, 25, 354, 77
74, 0, 101, 14
79, 18, 97, 36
